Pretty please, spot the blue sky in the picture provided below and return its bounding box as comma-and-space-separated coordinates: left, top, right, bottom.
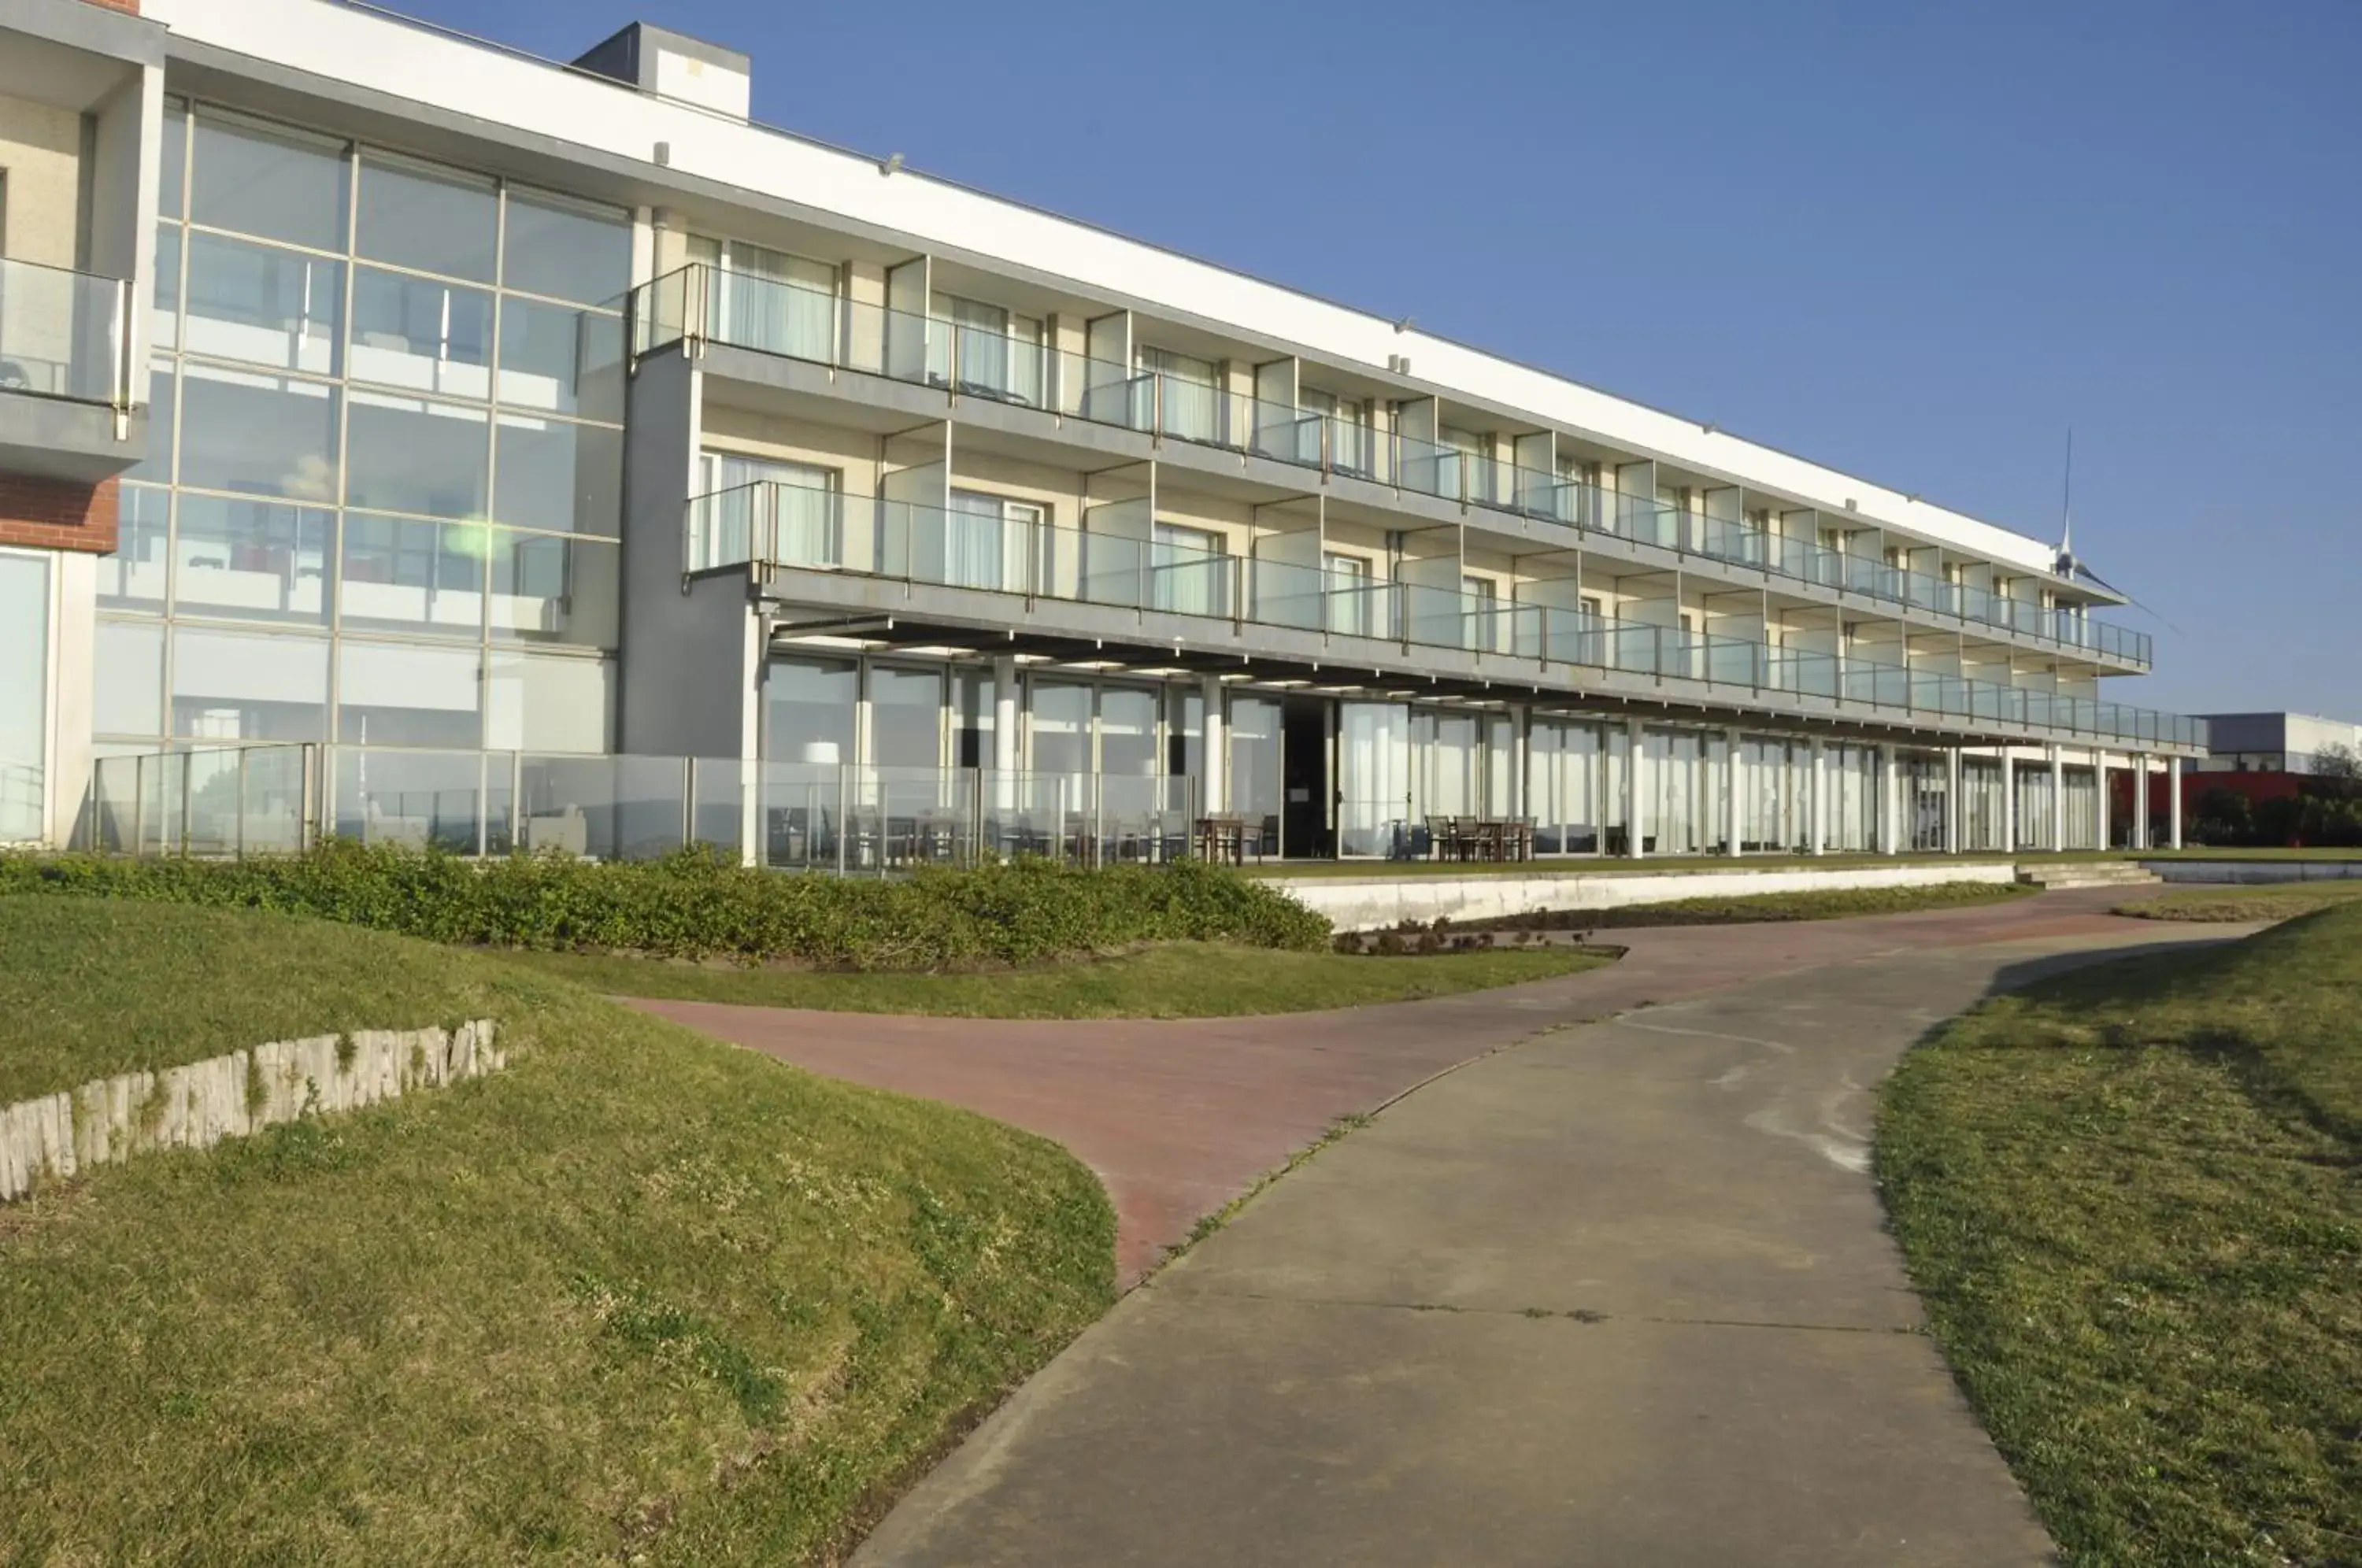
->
388, 0, 2359, 719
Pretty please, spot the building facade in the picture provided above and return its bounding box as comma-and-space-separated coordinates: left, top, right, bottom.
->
2, 0, 2205, 864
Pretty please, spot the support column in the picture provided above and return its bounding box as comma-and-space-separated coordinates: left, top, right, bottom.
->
2001, 750, 2018, 856
1946, 747, 1962, 855
1199, 674, 1226, 815
1624, 715, 1645, 860
992, 655, 1020, 816
2049, 744, 2066, 852
2168, 755, 2184, 849
2095, 751, 2112, 850
1726, 727, 1744, 856
1809, 738, 1827, 856
1872, 743, 1894, 855
2133, 752, 2151, 850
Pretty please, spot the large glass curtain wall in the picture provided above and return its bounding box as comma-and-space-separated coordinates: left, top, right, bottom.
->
1528, 717, 1628, 855
1825, 743, 1883, 852
1905, 752, 1950, 852
1642, 727, 1728, 856
2012, 762, 2057, 851
1960, 757, 2006, 852
99, 101, 632, 759
1736, 736, 1813, 854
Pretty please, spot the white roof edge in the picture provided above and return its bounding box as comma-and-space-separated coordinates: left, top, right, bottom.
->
152, 0, 2062, 575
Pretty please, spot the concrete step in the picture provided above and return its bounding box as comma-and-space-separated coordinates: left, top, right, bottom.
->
2015, 863, 2163, 890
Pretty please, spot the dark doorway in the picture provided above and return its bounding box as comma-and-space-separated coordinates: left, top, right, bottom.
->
1281, 697, 1331, 857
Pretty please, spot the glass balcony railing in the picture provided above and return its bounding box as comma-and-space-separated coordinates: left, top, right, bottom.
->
0, 255, 132, 408
683, 478, 2207, 751
83, 744, 1199, 871
635, 262, 2152, 671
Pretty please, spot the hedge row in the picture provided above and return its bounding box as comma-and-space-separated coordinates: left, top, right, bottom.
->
0, 845, 1331, 969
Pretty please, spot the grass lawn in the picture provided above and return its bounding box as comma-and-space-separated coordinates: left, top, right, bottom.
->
499, 940, 1611, 1018
1453, 879, 2031, 931
2118, 880, 2362, 923
1877, 902, 2362, 1566
0, 897, 1113, 1565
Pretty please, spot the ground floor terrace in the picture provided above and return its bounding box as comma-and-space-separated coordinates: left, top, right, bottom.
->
80, 653, 2191, 866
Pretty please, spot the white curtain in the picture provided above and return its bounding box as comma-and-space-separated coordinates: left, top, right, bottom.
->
704, 453, 838, 568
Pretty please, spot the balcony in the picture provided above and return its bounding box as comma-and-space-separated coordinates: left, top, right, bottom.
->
0, 255, 141, 483
684, 479, 2208, 753
634, 263, 2151, 672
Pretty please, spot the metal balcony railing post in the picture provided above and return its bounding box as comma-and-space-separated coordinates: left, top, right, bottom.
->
236, 746, 250, 860
112, 276, 132, 438
178, 755, 192, 856
132, 754, 146, 857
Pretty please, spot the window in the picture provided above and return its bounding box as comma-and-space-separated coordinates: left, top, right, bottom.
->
176, 364, 339, 503
486, 651, 612, 753
0, 554, 50, 841
490, 529, 616, 646
1301, 386, 1369, 475
338, 513, 485, 638
1028, 680, 1093, 778
94, 621, 165, 741
1461, 575, 1500, 652
688, 235, 837, 360
1151, 522, 1224, 616
497, 297, 624, 420
345, 391, 489, 520
189, 111, 349, 253
349, 268, 493, 398
945, 490, 1041, 593
503, 189, 632, 305
699, 452, 839, 569
1324, 551, 1374, 638
175, 494, 332, 625
868, 665, 942, 769
929, 294, 1043, 405
171, 625, 328, 741
767, 658, 857, 767
1138, 346, 1219, 442
101, 486, 170, 613
182, 232, 342, 375
355, 153, 497, 283
336, 639, 481, 748
494, 413, 621, 535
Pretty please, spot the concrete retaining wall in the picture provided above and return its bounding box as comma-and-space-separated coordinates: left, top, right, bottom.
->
2145, 860, 2362, 885
0, 1020, 501, 1203
1266, 864, 2021, 933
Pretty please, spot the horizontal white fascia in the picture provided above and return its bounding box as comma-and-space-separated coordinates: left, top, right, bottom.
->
150, 0, 2059, 574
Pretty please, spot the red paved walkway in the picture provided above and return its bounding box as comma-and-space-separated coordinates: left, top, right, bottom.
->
631, 886, 2175, 1285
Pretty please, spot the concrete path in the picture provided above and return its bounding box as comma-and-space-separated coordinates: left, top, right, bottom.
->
631, 886, 2189, 1284
848, 923, 2242, 1567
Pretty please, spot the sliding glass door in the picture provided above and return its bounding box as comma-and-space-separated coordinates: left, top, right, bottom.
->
688, 235, 836, 362
700, 451, 840, 568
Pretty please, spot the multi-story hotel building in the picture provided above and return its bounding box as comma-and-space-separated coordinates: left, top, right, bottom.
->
0, 0, 2204, 865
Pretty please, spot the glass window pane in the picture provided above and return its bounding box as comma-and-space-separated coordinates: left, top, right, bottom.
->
190, 111, 348, 253
153, 227, 180, 351
486, 651, 612, 752
94, 619, 165, 738
100, 484, 170, 613
489, 529, 616, 647
0, 554, 51, 840
182, 231, 342, 374
350, 268, 492, 398
171, 626, 328, 741
177, 364, 339, 502
1030, 680, 1093, 778
502, 188, 631, 305
125, 361, 175, 485
337, 640, 482, 748
175, 494, 332, 625
494, 413, 620, 534
338, 512, 486, 638
767, 658, 857, 764
355, 153, 495, 283
1100, 686, 1157, 777
346, 391, 488, 520
160, 99, 187, 220
496, 298, 624, 421
868, 665, 941, 768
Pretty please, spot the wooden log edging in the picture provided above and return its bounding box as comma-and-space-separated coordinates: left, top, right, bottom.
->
0, 1020, 501, 1203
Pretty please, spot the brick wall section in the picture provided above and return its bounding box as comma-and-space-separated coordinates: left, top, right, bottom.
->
0, 475, 119, 553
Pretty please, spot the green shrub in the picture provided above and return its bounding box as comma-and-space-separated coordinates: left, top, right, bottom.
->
0, 844, 1330, 969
